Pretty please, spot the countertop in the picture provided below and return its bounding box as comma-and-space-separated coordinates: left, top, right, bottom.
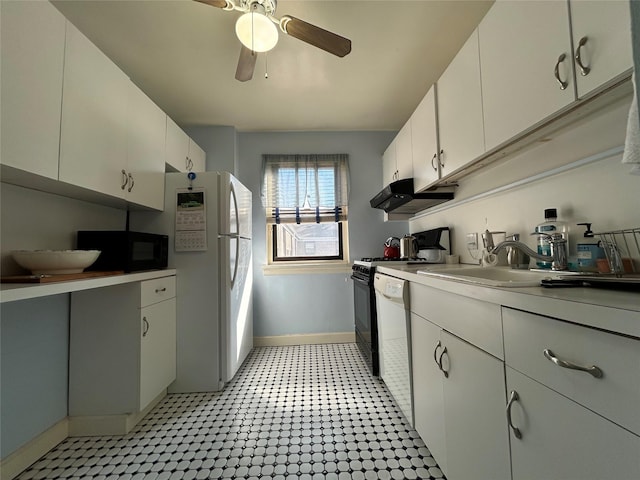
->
377, 264, 640, 339
0, 269, 177, 304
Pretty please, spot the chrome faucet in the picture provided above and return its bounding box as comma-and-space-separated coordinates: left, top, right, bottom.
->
482, 229, 568, 271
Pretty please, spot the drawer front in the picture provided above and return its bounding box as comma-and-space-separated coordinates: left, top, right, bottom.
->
503, 307, 640, 434
141, 275, 176, 307
409, 283, 503, 359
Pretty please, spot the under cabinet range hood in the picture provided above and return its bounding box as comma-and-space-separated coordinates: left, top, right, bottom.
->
370, 178, 454, 214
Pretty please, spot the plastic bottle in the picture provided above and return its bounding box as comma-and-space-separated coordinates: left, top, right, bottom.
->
576, 222, 605, 272
535, 208, 568, 269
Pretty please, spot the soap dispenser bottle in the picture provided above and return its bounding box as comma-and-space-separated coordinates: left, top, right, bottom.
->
576, 223, 605, 272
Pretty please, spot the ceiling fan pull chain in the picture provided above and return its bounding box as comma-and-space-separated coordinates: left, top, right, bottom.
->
265, 52, 269, 79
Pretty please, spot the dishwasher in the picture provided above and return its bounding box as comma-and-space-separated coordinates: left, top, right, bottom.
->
374, 272, 413, 426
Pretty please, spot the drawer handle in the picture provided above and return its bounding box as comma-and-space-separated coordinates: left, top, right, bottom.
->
575, 36, 591, 76
438, 346, 449, 378
506, 390, 522, 439
543, 348, 603, 378
554, 53, 569, 90
155, 287, 167, 293
142, 316, 149, 337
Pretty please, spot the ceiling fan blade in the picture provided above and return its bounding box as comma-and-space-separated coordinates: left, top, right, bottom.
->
281, 16, 351, 58
193, 0, 230, 9
235, 46, 257, 82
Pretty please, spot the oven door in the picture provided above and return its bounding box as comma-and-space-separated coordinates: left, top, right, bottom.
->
352, 273, 379, 376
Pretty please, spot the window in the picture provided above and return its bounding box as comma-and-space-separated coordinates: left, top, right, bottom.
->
262, 154, 349, 266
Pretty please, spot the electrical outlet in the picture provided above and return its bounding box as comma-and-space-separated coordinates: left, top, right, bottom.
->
466, 232, 478, 250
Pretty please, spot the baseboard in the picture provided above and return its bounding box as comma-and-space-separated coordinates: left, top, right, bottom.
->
253, 332, 355, 347
0, 418, 69, 480
68, 389, 167, 437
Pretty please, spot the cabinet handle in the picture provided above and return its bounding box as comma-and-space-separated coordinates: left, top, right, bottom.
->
437, 346, 449, 378
438, 149, 444, 169
142, 316, 149, 337
575, 36, 591, 76
121, 169, 128, 190
433, 340, 442, 368
155, 287, 167, 293
506, 390, 523, 439
431, 153, 438, 172
553, 53, 569, 90
542, 348, 603, 378
127, 173, 134, 192
185, 156, 190, 170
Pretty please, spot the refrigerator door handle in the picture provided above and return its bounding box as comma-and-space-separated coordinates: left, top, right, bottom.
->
229, 181, 240, 236
230, 235, 239, 289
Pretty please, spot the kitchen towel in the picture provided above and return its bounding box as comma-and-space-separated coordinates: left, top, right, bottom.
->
622, 72, 640, 175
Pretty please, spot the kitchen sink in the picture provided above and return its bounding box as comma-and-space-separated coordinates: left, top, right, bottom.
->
416, 266, 567, 287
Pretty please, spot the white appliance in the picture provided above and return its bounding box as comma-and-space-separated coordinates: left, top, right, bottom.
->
131, 171, 253, 392
374, 272, 413, 426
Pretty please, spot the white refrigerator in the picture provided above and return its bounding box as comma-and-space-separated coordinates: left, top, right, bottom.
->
131, 171, 253, 392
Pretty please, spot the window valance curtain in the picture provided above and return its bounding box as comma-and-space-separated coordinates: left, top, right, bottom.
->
261, 154, 349, 224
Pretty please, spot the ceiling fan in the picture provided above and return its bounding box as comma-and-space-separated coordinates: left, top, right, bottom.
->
195, 0, 352, 81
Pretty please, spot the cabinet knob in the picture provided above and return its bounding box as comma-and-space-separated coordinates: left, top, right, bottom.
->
575, 36, 591, 76
506, 390, 523, 439
554, 53, 569, 90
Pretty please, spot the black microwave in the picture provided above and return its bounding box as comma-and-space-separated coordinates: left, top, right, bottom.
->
77, 231, 169, 273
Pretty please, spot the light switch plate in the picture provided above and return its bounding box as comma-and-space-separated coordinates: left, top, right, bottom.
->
466, 232, 478, 250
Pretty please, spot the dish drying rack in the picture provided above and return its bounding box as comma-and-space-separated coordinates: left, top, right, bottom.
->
594, 227, 640, 277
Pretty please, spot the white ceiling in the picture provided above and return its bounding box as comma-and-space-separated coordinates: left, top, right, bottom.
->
51, 0, 493, 132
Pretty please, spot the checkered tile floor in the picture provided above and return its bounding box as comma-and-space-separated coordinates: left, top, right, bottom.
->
17, 343, 445, 479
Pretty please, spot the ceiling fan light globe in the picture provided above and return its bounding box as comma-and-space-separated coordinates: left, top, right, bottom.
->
235, 11, 278, 52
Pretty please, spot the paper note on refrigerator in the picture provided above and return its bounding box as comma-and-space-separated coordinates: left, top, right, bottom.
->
175, 189, 207, 251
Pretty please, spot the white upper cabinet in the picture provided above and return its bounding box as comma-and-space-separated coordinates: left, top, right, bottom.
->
126, 82, 167, 210
479, 0, 574, 152
59, 21, 129, 199
411, 85, 440, 192
395, 120, 414, 180
165, 117, 206, 173
382, 140, 398, 186
569, 0, 633, 99
188, 139, 206, 173
1, 1, 65, 179
437, 29, 485, 178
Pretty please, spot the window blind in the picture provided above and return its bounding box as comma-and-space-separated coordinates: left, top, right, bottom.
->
261, 154, 349, 224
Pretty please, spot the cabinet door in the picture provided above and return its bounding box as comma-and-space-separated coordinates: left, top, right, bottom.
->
507, 367, 640, 480
411, 314, 447, 474
382, 140, 397, 186
188, 139, 206, 172
59, 22, 129, 198
437, 29, 485, 177
126, 82, 166, 210
569, 0, 633, 99
411, 86, 439, 192
165, 116, 190, 172
442, 331, 511, 480
0, 1, 65, 179
479, 0, 574, 151
140, 297, 177, 410
395, 120, 413, 180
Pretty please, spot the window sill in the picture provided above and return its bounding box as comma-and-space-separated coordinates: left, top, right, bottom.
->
262, 262, 352, 276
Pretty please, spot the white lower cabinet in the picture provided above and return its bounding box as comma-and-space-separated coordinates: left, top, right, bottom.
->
503, 307, 640, 480
411, 313, 447, 473
409, 283, 510, 480
441, 331, 511, 480
506, 367, 640, 480
69, 276, 176, 433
